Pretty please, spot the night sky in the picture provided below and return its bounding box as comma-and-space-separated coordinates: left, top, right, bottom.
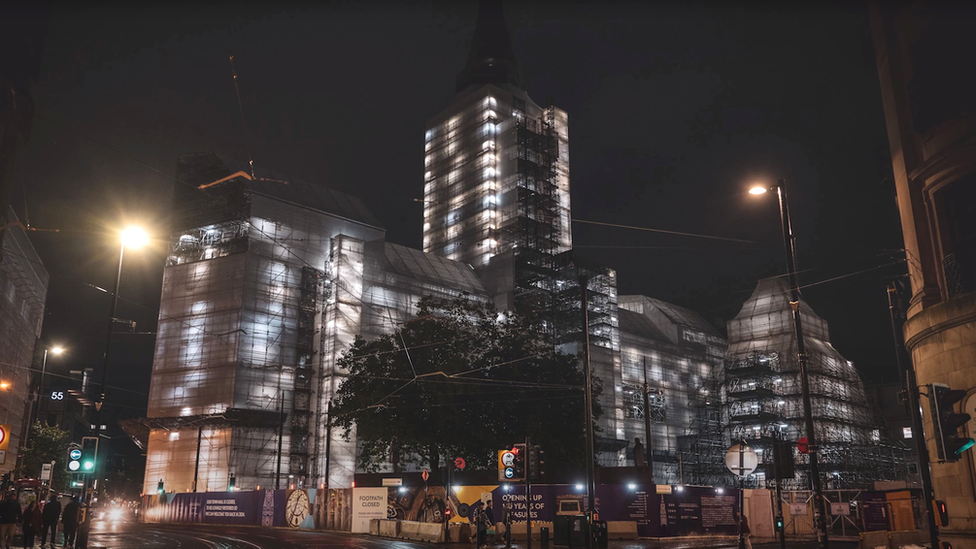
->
15, 1, 904, 427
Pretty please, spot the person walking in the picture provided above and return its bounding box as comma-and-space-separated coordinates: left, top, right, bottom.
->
740, 512, 753, 549
482, 501, 495, 545
0, 492, 22, 549
474, 505, 487, 549
502, 503, 512, 549
40, 494, 61, 549
22, 500, 41, 549
62, 497, 80, 549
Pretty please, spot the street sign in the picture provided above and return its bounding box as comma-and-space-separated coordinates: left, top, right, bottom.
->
40, 463, 53, 481
454, 457, 466, 470
381, 478, 402, 486
725, 443, 758, 476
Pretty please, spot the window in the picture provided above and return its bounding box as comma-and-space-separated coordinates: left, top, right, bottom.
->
902, 426, 913, 439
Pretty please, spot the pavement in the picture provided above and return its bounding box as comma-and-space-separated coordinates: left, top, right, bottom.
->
447, 539, 859, 549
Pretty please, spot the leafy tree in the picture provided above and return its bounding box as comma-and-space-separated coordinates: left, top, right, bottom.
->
331, 296, 601, 474
16, 422, 70, 490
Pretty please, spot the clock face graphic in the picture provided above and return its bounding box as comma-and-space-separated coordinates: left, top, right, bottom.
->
286, 490, 310, 528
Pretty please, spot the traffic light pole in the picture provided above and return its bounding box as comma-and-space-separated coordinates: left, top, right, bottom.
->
525, 436, 532, 549
887, 285, 939, 549
579, 276, 596, 549
772, 434, 786, 549
641, 356, 653, 482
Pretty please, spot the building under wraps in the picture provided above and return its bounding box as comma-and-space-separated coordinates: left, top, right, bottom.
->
0, 208, 48, 474
138, 2, 903, 494
715, 278, 908, 488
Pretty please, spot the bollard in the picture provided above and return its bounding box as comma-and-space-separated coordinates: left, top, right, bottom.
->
541, 527, 550, 549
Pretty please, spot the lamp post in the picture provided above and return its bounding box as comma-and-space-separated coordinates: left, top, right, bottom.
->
750, 181, 828, 549
78, 226, 147, 549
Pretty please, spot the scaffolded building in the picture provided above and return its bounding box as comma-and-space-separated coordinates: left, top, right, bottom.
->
140, 4, 906, 493
616, 296, 727, 482
140, 154, 490, 494
720, 277, 907, 488
0, 208, 49, 473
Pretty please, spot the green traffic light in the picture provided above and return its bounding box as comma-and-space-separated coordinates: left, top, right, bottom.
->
83, 461, 94, 471
955, 438, 976, 455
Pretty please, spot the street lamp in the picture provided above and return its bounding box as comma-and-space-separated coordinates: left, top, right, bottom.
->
29, 346, 64, 436
97, 226, 148, 412
750, 180, 828, 549
78, 226, 147, 549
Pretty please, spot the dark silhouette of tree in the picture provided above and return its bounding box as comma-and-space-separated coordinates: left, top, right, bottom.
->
16, 422, 69, 491
332, 296, 600, 474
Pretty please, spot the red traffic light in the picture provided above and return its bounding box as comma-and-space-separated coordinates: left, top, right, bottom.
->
797, 437, 809, 454
511, 446, 520, 455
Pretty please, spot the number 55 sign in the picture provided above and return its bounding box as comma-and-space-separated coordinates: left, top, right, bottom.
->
51, 391, 64, 401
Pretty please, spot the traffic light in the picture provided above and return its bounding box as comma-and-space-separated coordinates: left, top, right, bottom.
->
772, 440, 795, 479
512, 444, 525, 481
66, 444, 82, 472
528, 445, 544, 481
934, 500, 949, 527
775, 515, 784, 532
929, 384, 975, 461
228, 475, 236, 492
80, 437, 99, 472
444, 508, 452, 521
157, 479, 165, 495
498, 445, 526, 482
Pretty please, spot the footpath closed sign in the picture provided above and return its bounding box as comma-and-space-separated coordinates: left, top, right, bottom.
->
352, 487, 387, 533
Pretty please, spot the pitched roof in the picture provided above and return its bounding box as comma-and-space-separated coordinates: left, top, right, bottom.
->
383, 243, 487, 295
617, 308, 669, 342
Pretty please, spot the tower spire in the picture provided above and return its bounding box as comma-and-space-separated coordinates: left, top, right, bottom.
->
455, 0, 523, 93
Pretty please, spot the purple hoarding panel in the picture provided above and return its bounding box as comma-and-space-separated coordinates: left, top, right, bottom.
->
164, 491, 260, 525
860, 492, 888, 532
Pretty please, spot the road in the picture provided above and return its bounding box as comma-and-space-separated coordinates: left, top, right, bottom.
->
89, 520, 859, 549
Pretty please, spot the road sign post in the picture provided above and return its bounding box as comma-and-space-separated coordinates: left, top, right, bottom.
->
726, 443, 758, 549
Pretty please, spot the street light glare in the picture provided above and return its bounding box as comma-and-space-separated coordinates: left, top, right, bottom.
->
51, 346, 65, 354
121, 227, 149, 248
749, 186, 768, 195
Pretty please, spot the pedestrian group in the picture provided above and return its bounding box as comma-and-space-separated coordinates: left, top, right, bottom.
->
0, 492, 80, 549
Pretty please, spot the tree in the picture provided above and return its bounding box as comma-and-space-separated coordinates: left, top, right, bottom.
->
331, 296, 601, 474
16, 422, 69, 490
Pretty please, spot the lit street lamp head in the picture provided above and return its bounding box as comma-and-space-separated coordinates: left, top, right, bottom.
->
121, 226, 149, 248
50, 346, 65, 355
748, 186, 768, 195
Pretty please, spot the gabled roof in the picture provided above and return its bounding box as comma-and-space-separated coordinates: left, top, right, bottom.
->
619, 295, 722, 338
384, 243, 487, 295
617, 308, 669, 342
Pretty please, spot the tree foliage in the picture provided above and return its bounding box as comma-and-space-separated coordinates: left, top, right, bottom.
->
331, 296, 600, 473
17, 422, 70, 490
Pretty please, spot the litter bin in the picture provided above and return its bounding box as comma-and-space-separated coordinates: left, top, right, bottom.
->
592, 520, 608, 549
554, 515, 588, 547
